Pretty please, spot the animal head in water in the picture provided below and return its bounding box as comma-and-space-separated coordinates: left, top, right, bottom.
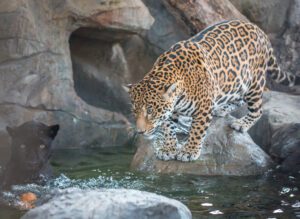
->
6, 121, 60, 171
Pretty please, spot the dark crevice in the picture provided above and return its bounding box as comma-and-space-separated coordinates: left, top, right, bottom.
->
69, 28, 132, 118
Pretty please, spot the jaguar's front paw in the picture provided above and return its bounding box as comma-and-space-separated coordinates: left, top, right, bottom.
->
155, 146, 177, 161
176, 148, 200, 162
212, 109, 227, 117
230, 119, 249, 133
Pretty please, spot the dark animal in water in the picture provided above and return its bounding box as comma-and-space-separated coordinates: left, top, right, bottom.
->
0, 121, 59, 190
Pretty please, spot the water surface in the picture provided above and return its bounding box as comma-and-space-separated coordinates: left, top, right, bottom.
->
1, 146, 299, 219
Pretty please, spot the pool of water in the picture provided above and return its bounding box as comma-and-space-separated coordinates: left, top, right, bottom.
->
1, 146, 300, 219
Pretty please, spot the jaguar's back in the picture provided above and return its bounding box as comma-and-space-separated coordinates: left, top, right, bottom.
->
190, 20, 270, 98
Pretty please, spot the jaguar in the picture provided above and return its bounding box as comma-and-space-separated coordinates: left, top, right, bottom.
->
126, 20, 300, 162
1, 121, 59, 189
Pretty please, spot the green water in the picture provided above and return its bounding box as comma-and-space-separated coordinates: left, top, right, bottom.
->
1, 146, 300, 219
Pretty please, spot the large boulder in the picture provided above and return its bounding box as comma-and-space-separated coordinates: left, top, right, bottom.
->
249, 91, 300, 152
21, 188, 192, 219
131, 116, 272, 176
233, 91, 300, 174
0, 0, 154, 150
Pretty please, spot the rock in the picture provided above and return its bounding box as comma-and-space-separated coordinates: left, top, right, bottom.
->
229, 0, 291, 33
21, 188, 192, 219
162, 0, 246, 35
269, 123, 300, 174
131, 116, 272, 176
0, 0, 154, 148
70, 34, 133, 116
142, 0, 190, 55
248, 91, 300, 152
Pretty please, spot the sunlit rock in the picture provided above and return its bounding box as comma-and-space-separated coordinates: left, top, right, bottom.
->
21, 188, 192, 219
131, 116, 272, 176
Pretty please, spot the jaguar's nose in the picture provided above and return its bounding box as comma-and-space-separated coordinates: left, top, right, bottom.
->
136, 128, 145, 134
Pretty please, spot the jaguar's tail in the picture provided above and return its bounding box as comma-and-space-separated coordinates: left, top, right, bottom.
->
267, 51, 300, 87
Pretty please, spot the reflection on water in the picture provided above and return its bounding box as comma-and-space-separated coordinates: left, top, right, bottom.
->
1, 147, 299, 219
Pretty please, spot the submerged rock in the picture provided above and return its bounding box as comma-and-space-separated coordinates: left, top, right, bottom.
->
21, 188, 192, 219
131, 116, 272, 176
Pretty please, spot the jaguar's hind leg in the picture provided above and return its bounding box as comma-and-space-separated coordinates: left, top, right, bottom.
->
212, 99, 245, 117
230, 84, 264, 132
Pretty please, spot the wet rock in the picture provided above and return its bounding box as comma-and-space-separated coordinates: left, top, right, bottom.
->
131, 116, 272, 176
21, 188, 192, 219
269, 123, 300, 175
0, 0, 154, 148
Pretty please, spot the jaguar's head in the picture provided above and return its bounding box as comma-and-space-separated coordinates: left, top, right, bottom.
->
126, 78, 180, 137
6, 121, 60, 171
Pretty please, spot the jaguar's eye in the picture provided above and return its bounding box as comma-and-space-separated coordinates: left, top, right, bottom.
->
147, 107, 153, 114
20, 144, 26, 149
40, 144, 46, 149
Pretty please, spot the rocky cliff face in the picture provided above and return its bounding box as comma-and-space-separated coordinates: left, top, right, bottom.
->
0, 0, 154, 151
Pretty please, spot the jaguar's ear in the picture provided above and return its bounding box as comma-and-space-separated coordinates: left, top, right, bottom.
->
6, 126, 17, 138
162, 83, 178, 101
122, 84, 133, 93
47, 124, 60, 139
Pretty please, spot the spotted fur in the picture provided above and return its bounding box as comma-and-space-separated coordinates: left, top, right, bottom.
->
127, 20, 300, 162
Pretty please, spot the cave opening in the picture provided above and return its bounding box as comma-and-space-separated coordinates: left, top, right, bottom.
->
69, 27, 142, 119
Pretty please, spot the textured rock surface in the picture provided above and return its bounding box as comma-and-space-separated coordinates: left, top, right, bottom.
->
162, 0, 246, 35
230, 0, 291, 33
142, 0, 190, 55
131, 116, 272, 176
21, 188, 192, 219
248, 91, 300, 151
0, 0, 154, 149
